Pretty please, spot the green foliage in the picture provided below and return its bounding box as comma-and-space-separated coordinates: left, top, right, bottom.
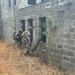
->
42, 31, 48, 35
42, 17, 52, 47
42, 17, 52, 35
46, 18, 52, 28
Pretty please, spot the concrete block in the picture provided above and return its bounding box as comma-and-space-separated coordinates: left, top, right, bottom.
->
71, 46, 75, 51
63, 55, 70, 61
69, 28, 75, 33
64, 45, 70, 50
67, 51, 73, 56
57, 54, 62, 60
57, 45, 62, 48
70, 57, 75, 63
60, 49, 67, 55
64, 33, 71, 38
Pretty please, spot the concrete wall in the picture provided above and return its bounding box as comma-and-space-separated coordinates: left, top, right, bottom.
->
1, 0, 75, 71
0, 0, 3, 39
15, 0, 75, 71
0, 0, 40, 41
1, 0, 15, 41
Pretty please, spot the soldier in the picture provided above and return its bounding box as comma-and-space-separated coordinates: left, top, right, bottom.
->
27, 26, 35, 45
13, 30, 19, 45
13, 29, 23, 47
13, 31, 17, 40
21, 30, 31, 49
18, 29, 23, 47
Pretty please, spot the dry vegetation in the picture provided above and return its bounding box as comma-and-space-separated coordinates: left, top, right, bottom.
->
0, 41, 75, 75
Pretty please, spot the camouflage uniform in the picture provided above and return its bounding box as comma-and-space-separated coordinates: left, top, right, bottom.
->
13, 29, 23, 47
13, 31, 19, 45
13, 31, 17, 40
21, 31, 31, 48
18, 29, 23, 47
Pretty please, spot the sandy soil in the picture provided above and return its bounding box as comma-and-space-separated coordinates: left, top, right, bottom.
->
0, 41, 75, 75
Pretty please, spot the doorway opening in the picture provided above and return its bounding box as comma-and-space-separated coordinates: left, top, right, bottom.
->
39, 17, 46, 42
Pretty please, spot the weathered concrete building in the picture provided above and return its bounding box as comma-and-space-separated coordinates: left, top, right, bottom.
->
1, 0, 75, 71
0, 0, 3, 39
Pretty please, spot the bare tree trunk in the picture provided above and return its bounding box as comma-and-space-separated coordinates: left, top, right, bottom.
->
27, 37, 42, 56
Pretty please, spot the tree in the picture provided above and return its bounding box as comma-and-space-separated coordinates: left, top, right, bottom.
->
13, 0, 21, 30
42, 17, 52, 47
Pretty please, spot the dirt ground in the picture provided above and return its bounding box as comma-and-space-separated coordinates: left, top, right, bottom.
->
0, 41, 75, 75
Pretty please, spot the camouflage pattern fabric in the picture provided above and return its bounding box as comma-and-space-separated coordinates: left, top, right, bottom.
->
21, 31, 31, 48
13, 30, 22, 47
